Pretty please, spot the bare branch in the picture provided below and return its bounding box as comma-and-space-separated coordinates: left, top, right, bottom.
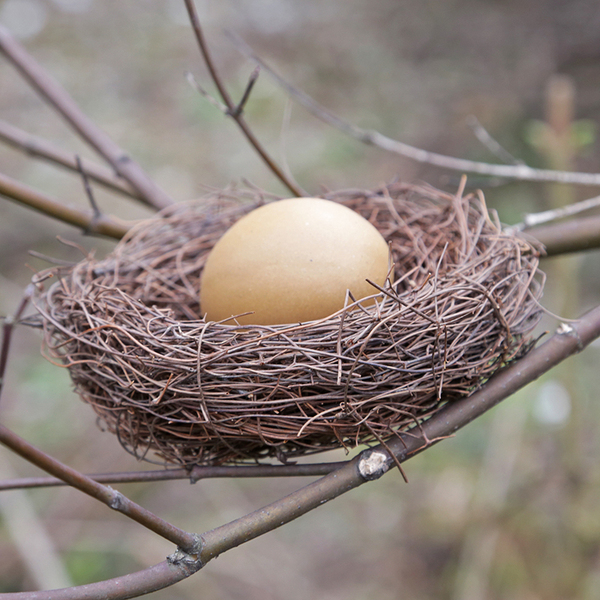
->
0, 120, 141, 202
0, 24, 175, 211
183, 0, 305, 197
201, 304, 600, 562
0, 424, 200, 554
0, 462, 345, 491
230, 33, 600, 188
1, 559, 201, 600
0, 285, 33, 405
519, 193, 600, 229
527, 213, 600, 256
466, 115, 524, 166
0, 171, 131, 239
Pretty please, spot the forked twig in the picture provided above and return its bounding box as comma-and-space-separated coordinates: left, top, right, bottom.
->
0, 120, 140, 201
230, 33, 600, 188
183, 0, 305, 197
0, 24, 174, 211
0, 171, 131, 239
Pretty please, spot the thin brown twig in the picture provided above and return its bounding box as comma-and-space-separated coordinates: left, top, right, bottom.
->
0, 120, 141, 201
0, 24, 174, 211
182, 0, 305, 197
230, 33, 600, 188
0, 171, 131, 239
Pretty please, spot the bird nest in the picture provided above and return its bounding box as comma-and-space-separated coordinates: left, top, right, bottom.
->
33, 182, 544, 466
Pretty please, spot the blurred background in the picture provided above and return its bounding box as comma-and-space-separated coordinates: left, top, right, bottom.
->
1, 0, 600, 598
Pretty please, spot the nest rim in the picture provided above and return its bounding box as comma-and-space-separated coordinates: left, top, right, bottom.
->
33, 182, 544, 466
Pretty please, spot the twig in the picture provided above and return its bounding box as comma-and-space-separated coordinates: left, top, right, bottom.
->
0, 462, 346, 491
466, 115, 523, 166
0, 284, 33, 404
230, 33, 600, 188
526, 214, 600, 256
0, 120, 140, 201
75, 155, 101, 220
0, 424, 200, 554
0, 24, 174, 211
228, 65, 260, 118
0, 171, 131, 239
1, 559, 201, 600
182, 0, 305, 197
518, 193, 600, 229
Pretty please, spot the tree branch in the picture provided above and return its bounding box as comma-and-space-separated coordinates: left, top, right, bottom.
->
230, 33, 600, 188
0, 24, 174, 211
0, 120, 141, 202
200, 305, 600, 562
2, 305, 599, 598
0, 462, 345, 491
0, 171, 131, 239
1, 558, 201, 600
183, 0, 305, 197
0, 424, 200, 554
526, 214, 600, 256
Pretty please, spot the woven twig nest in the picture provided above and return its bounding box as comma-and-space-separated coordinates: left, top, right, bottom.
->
34, 182, 543, 466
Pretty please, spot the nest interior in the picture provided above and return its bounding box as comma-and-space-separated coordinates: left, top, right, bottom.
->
34, 183, 544, 466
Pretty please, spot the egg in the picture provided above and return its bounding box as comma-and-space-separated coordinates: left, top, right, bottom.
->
200, 197, 389, 325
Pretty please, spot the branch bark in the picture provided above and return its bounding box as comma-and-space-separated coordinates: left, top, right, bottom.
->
0, 424, 200, 554
0, 24, 174, 211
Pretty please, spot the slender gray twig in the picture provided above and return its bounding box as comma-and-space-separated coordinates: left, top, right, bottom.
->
0, 462, 346, 491
0, 24, 174, 211
229, 33, 600, 188
0, 424, 200, 554
466, 115, 523, 166
518, 193, 600, 229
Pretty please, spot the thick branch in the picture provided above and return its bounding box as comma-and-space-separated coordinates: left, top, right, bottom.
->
231, 34, 600, 188
0, 558, 200, 600
0, 172, 130, 239
0, 120, 140, 202
0, 24, 174, 211
528, 214, 600, 256
183, 0, 304, 197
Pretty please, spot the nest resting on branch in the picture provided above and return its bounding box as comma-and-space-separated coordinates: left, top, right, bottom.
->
34, 182, 544, 466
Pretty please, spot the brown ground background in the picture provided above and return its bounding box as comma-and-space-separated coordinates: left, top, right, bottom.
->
1, 1, 600, 598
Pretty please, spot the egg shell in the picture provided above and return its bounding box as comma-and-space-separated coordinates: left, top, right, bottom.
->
200, 197, 389, 325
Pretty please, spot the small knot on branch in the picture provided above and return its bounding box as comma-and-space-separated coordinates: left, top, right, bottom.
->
357, 449, 392, 481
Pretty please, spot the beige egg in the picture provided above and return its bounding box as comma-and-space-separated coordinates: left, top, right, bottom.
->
200, 197, 389, 325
